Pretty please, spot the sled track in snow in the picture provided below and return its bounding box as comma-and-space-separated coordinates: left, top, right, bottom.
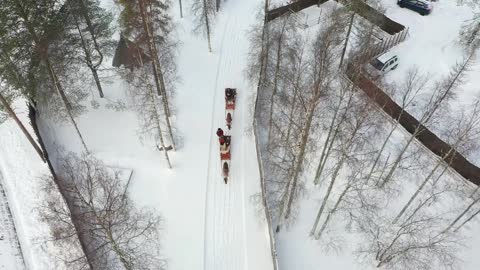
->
203, 15, 230, 270
203, 12, 250, 270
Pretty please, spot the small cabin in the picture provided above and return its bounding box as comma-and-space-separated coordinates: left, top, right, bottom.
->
112, 34, 151, 70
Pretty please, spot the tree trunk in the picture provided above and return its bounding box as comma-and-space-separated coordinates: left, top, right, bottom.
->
366, 121, 400, 186
313, 87, 355, 184
0, 92, 45, 162
203, 0, 213, 52
46, 61, 90, 154
379, 126, 421, 187
339, 13, 354, 69
77, 0, 104, 69
311, 154, 346, 236
313, 88, 349, 185
283, 102, 316, 219
72, 12, 104, 98
150, 85, 172, 168
311, 123, 362, 236
315, 183, 351, 239
454, 207, 480, 232
393, 147, 455, 224
179, 0, 183, 18
443, 196, 480, 233
469, 185, 480, 199
284, 81, 298, 148
138, 0, 176, 150
267, 17, 289, 150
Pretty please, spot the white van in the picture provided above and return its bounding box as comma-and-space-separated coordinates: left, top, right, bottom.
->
366, 52, 399, 79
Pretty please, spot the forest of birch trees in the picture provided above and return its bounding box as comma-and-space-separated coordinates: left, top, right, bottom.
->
250, 1, 480, 269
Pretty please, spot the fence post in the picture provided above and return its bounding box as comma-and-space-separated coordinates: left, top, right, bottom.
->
382, 38, 389, 52
394, 32, 401, 46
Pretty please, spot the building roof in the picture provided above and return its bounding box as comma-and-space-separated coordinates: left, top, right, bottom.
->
376, 51, 397, 64
112, 34, 151, 69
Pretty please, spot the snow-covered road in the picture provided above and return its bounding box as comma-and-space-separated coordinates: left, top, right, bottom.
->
202, 1, 275, 269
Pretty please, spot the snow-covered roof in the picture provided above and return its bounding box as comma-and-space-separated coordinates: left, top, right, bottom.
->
376, 51, 397, 64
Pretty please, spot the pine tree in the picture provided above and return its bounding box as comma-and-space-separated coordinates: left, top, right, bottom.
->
65, 0, 115, 98
116, 0, 177, 150
0, 0, 89, 153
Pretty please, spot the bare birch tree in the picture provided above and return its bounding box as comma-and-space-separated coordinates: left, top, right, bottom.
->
361, 68, 427, 187
378, 51, 476, 188
39, 152, 166, 270
276, 13, 347, 231
393, 101, 480, 224
266, 14, 297, 149
357, 211, 461, 270
311, 86, 378, 238
65, 0, 115, 98
191, 0, 215, 52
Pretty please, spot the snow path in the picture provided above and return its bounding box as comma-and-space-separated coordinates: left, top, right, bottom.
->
203, 12, 247, 270
202, 1, 273, 269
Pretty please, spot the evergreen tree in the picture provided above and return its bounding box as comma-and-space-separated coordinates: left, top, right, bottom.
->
0, 0, 90, 152
116, 0, 178, 151
65, 0, 115, 98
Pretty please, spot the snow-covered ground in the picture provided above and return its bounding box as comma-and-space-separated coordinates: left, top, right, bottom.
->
32, 0, 276, 269
0, 100, 56, 269
380, 0, 480, 163
0, 173, 25, 270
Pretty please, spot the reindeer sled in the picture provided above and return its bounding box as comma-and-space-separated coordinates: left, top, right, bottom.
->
219, 88, 237, 184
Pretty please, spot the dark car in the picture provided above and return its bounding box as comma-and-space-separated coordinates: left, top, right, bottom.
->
397, 0, 433, 16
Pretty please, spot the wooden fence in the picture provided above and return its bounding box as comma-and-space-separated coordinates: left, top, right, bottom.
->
362, 27, 409, 60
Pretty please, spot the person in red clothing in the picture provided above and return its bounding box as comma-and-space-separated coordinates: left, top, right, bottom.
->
219, 136, 225, 145
216, 128, 224, 138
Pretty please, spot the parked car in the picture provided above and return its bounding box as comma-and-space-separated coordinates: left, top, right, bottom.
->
365, 52, 399, 79
397, 0, 433, 15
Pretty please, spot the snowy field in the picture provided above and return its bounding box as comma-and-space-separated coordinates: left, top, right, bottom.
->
269, 1, 480, 270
